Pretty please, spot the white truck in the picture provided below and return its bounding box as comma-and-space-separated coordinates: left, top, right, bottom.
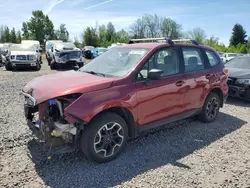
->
21, 40, 42, 63
5, 44, 42, 71
49, 42, 84, 70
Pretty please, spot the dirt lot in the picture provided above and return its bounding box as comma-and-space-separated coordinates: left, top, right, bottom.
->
0, 57, 250, 188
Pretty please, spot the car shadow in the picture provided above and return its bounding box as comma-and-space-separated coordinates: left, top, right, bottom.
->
27, 112, 246, 188
226, 97, 250, 108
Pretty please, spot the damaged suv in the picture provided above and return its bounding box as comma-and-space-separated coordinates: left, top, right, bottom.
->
20, 38, 228, 163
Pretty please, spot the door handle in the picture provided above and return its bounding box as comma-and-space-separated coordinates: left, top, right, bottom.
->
175, 80, 185, 87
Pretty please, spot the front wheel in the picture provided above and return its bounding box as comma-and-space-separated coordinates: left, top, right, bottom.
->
81, 112, 128, 163
34, 62, 41, 71
78, 62, 84, 68
5, 62, 12, 71
198, 92, 220, 123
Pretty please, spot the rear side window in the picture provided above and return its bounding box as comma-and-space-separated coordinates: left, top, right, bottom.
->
205, 50, 220, 67
182, 47, 205, 72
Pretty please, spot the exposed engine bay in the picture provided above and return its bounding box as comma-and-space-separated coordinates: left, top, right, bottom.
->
23, 93, 83, 153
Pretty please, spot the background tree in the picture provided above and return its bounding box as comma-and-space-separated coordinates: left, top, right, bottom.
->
186, 27, 206, 44
84, 27, 98, 46
105, 22, 115, 42
98, 24, 106, 45
161, 18, 182, 39
116, 29, 129, 43
10, 28, 17, 43
56, 24, 69, 42
230, 24, 247, 46
246, 36, 250, 48
129, 18, 146, 39
22, 22, 30, 40
16, 30, 22, 43
1, 27, 10, 43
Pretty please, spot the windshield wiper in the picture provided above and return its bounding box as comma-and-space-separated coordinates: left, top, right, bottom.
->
82, 71, 106, 77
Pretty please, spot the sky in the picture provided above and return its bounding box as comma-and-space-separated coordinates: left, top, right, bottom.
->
0, 0, 249, 46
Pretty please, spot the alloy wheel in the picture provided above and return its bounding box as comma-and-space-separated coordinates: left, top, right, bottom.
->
94, 122, 124, 158
206, 97, 219, 120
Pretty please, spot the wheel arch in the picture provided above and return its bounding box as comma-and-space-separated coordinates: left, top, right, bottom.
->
88, 106, 137, 139
208, 87, 224, 107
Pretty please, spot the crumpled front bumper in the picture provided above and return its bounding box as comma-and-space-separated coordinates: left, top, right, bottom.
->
228, 85, 250, 100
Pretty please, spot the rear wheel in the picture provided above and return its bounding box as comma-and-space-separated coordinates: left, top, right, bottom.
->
81, 112, 128, 163
199, 92, 220, 123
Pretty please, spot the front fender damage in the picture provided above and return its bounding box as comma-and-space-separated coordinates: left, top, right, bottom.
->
24, 97, 86, 154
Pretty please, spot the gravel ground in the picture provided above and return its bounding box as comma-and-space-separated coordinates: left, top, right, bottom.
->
0, 57, 250, 188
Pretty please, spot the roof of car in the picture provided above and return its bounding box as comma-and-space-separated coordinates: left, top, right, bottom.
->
119, 42, 215, 51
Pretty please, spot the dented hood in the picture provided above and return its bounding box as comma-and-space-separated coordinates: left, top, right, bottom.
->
23, 70, 114, 104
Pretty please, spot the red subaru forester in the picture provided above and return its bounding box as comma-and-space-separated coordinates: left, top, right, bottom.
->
21, 38, 229, 163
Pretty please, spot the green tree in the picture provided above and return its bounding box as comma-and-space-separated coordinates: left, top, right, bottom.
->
98, 24, 106, 45
10, 27, 17, 43
230, 24, 247, 46
22, 10, 57, 44
16, 30, 22, 43
1, 27, 10, 43
84, 27, 98, 46
105, 22, 115, 42
246, 36, 250, 48
239, 44, 248, 54
186, 27, 206, 44
56, 24, 69, 42
116, 29, 129, 43
22, 22, 30, 39
161, 18, 182, 39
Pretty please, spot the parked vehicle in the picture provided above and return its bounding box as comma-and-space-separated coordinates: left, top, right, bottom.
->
49, 42, 84, 70
222, 53, 239, 63
45, 40, 63, 65
20, 38, 228, 163
5, 44, 42, 71
91, 47, 107, 58
21, 40, 43, 63
82, 46, 94, 59
225, 56, 250, 100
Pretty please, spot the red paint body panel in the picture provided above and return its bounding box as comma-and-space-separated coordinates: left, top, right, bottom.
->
23, 70, 115, 104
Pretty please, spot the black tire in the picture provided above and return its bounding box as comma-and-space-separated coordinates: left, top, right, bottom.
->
50, 59, 58, 70
5, 62, 12, 71
198, 92, 221, 123
81, 112, 128, 163
78, 62, 84, 68
34, 63, 41, 71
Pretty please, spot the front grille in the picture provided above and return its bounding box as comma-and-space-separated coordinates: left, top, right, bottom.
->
16, 55, 27, 60
227, 77, 237, 85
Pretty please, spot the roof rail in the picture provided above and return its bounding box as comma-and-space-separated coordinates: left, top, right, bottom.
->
172, 39, 199, 45
128, 37, 174, 45
128, 37, 198, 45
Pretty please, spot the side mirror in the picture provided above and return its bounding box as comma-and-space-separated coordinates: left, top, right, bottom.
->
148, 69, 163, 80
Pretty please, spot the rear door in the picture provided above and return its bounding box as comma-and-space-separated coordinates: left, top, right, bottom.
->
181, 47, 211, 112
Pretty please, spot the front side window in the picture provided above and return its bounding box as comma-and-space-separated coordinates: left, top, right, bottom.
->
137, 47, 179, 80
79, 47, 149, 77
206, 50, 220, 67
182, 47, 205, 72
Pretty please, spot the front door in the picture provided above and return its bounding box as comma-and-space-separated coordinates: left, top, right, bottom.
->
135, 47, 186, 126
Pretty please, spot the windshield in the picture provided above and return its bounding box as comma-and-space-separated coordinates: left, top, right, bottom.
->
225, 57, 250, 69
79, 47, 149, 77
10, 44, 35, 51
56, 43, 76, 50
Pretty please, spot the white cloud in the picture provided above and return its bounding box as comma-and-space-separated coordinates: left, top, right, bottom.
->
83, 0, 114, 10
44, 0, 65, 14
